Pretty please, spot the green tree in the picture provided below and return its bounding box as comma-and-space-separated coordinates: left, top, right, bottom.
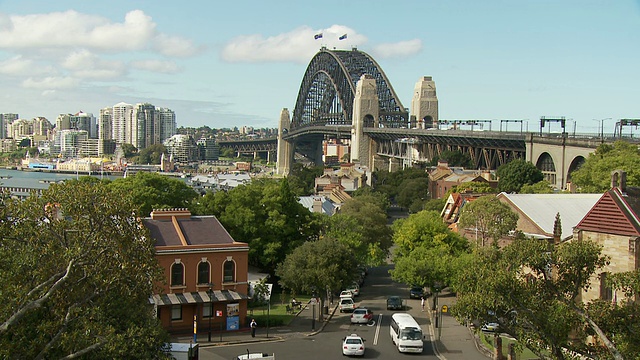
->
287, 163, 323, 196
390, 210, 470, 292
451, 238, 624, 360
137, 144, 167, 165
429, 150, 472, 168
323, 195, 393, 266
520, 180, 554, 194
276, 237, 359, 321
458, 195, 518, 247
396, 178, 429, 211
192, 178, 321, 273
571, 141, 640, 193
496, 159, 543, 193
351, 186, 390, 212
108, 172, 198, 217
120, 143, 138, 158
0, 180, 169, 359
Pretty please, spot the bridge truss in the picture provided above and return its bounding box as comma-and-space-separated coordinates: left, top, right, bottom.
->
291, 47, 408, 131
365, 129, 526, 170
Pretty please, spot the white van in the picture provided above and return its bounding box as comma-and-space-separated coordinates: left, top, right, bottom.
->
390, 313, 424, 353
339, 297, 356, 312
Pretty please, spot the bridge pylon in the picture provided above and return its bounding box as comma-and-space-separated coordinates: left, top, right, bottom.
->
276, 108, 293, 175
351, 74, 379, 168
410, 76, 438, 129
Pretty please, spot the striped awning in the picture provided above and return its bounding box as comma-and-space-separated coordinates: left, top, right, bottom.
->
150, 290, 248, 306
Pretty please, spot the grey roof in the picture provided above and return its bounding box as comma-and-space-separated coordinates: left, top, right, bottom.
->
498, 193, 601, 240
298, 195, 337, 215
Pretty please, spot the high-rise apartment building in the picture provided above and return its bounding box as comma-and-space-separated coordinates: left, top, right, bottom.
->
99, 107, 112, 142
0, 113, 18, 139
158, 107, 176, 143
131, 103, 157, 149
112, 102, 133, 145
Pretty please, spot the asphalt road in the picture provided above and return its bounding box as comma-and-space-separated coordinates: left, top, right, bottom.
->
199, 265, 443, 360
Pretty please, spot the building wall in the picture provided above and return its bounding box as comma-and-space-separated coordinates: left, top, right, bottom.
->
578, 230, 638, 304
155, 249, 249, 333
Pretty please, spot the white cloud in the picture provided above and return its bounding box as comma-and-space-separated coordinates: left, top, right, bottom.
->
371, 39, 423, 59
0, 10, 197, 56
153, 34, 201, 57
22, 76, 80, 90
221, 25, 367, 63
0, 56, 54, 76
130, 59, 180, 74
62, 50, 127, 79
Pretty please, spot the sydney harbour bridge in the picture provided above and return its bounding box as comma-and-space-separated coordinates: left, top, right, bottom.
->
220, 47, 636, 190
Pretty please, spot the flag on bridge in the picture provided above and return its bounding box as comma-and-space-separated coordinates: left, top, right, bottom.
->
339, 34, 347, 40
314, 33, 323, 40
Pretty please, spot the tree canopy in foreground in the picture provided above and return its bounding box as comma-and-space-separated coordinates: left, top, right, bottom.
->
0, 180, 169, 359
451, 238, 635, 360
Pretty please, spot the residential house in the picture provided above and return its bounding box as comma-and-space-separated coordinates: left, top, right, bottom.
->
314, 163, 370, 193
143, 208, 249, 335
298, 195, 338, 215
429, 161, 496, 199
573, 170, 640, 304
497, 192, 600, 245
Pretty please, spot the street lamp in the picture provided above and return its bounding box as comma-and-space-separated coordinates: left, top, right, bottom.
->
208, 284, 213, 342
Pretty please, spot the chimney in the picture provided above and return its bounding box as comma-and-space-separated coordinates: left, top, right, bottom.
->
312, 197, 323, 213
611, 170, 627, 193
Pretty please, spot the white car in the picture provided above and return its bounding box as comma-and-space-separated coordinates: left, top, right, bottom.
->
340, 290, 354, 299
481, 322, 499, 332
346, 283, 360, 296
342, 333, 365, 356
350, 308, 373, 324
339, 298, 356, 313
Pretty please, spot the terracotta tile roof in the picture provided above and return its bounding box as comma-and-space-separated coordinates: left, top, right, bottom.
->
576, 187, 640, 236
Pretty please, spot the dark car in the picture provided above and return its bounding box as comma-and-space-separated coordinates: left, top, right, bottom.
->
409, 286, 425, 299
386, 296, 403, 310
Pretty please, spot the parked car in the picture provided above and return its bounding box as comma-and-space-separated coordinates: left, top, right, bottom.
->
342, 333, 365, 356
350, 308, 373, 324
339, 298, 356, 313
481, 322, 499, 332
386, 296, 403, 310
340, 290, 354, 299
409, 286, 425, 299
346, 283, 360, 296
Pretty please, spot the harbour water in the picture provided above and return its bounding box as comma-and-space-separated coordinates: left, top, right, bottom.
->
0, 168, 121, 191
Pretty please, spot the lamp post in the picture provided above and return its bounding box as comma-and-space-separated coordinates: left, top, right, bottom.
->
207, 284, 213, 342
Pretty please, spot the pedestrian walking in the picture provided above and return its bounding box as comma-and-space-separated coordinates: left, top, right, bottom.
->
250, 318, 257, 337
421, 296, 425, 311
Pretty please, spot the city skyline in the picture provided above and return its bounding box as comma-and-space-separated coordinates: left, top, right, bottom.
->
1, 0, 639, 133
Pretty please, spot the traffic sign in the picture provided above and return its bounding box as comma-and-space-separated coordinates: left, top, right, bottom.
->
441, 305, 448, 313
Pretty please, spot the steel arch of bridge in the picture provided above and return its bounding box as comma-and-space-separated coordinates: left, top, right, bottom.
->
291, 47, 408, 130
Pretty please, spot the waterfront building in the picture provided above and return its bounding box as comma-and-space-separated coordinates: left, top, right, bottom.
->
7, 118, 32, 141
164, 134, 198, 163
196, 137, 220, 161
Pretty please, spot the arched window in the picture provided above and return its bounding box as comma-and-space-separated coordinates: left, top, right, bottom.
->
171, 262, 184, 286
223, 260, 235, 283
197, 261, 210, 285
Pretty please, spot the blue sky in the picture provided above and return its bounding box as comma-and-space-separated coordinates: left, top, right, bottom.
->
0, 0, 638, 133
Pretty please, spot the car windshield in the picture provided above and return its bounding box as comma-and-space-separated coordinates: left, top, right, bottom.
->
353, 309, 366, 315
345, 338, 362, 345
411, 287, 422, 292
389, 297, 400, 303
400, 328, 422, 341
341, 299, 353, 304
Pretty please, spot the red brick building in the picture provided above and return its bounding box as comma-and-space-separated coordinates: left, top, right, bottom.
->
143, 208, 249, 335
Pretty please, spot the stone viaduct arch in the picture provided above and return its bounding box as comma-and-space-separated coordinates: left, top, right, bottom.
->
526, 134, 599, 190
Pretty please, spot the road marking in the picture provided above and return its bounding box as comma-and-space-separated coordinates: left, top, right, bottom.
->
373, 314, 382, 345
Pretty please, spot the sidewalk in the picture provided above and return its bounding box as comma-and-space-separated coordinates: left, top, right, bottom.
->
170, 300, 338, 348
425, 289, 492, 360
